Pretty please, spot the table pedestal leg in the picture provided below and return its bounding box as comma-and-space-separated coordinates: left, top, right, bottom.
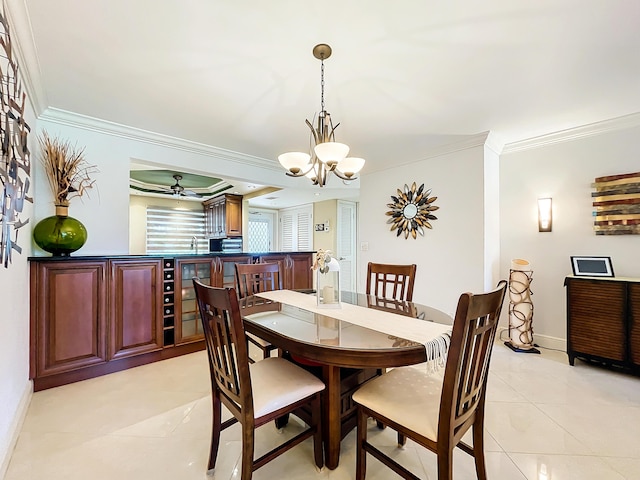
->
322, 365, 341, 470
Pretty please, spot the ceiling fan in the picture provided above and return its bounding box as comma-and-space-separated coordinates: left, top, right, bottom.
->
163, 174, 201, 197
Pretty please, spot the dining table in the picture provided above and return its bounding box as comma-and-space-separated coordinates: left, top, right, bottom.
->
240, 289, 453, 470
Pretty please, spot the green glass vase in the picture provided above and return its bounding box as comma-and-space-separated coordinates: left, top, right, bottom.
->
33, 205, 88, 256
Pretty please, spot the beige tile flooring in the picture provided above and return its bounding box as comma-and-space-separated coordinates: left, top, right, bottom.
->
5, 343, 640, 480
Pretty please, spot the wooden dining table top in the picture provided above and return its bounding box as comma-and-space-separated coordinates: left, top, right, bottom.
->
240, 290, 452, 369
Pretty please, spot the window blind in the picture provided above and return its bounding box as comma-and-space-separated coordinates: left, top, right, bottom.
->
146, 206, 206, 254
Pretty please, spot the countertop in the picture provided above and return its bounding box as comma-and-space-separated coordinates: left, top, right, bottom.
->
28, 251, 316, 262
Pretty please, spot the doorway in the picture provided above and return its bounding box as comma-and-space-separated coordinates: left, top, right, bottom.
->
337, 200, 357, 292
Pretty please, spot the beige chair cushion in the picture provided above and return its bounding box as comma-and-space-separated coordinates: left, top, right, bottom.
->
352, 366, 443, 440
250, 357, 325, 418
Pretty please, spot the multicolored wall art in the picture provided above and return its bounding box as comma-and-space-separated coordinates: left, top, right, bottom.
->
0, 6, 32, 267
592, 172, 640, 235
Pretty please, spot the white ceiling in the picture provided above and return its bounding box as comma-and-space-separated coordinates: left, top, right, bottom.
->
17, 0, 640, 206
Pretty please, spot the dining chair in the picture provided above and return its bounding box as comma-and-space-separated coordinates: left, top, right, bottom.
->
192, 279, 325, 479
352, 280, 508, 480
365, 261, 418, 427
366, 262, 417, 301
235, 262, 282, 362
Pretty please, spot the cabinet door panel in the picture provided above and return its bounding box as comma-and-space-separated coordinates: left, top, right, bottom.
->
216, 255, 252, 289
288, 253, 313, 290
36, 262, 107, 377
109, 260, 163, 360
259, 253, 313, 291
567, 278, 626, 361
259, 254, 289, 288
225, 195, 242, 236
175, 258, 214, 344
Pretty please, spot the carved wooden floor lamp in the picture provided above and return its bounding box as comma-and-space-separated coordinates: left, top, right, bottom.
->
504, 259, 540, 354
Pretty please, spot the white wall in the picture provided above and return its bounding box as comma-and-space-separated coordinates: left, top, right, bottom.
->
0, 219, 33, 478
500, 122, 640, 346
33, 120, 131, 255
34, 111, 300, 257
358, 143, 490, 318
0, 5, 37, 472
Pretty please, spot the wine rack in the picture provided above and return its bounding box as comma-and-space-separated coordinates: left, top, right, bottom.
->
162, 258, 175, 346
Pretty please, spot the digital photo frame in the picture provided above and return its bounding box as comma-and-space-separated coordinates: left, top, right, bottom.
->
570, 256, 614, 277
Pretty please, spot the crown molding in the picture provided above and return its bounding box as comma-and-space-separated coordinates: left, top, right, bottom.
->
367, 131, 495, 175
366, 132, 490, 175
503, 112, 640, 154
4, 0, 47, 116
417, 132, 491, 163
484, 131, 505, 156
39, 107, 280, 171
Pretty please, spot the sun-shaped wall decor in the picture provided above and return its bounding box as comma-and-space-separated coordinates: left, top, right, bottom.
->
386, 182, 439, 239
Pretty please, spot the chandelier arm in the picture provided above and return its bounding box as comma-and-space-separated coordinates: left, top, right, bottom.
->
328, 121, 340, 142
285, 161, 318, 178
305, 119, 319, 145
317, 165, 326, 187
332, 170, 358, 181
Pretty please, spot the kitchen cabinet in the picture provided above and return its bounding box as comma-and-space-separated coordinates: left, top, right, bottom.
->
30, 257, 205, 390
29, 252, 313, 390
109, 259, 164, 360
203, 194, 242, 238
30, 260, 108, 384
174, 256, 252, 345
258, 253, 313, 290
214, 255, 252, 289
174, 258, 214, 344
565, 276, 640, 374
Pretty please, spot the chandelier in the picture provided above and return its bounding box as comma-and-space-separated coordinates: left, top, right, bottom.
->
278, 44, 365, 187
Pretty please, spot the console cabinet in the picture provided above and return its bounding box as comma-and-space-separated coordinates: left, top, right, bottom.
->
565, 276, 640, 373
30, 252, 314, 390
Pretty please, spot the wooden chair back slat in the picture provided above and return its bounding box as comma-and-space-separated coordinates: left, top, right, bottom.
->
235, 262, 282, 299
366, 262, 417, 301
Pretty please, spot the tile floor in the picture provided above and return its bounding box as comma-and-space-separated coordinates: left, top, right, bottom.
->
4, 343, 640, 480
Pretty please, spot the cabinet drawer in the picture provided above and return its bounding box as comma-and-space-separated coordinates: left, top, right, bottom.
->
567, 278, 626, 362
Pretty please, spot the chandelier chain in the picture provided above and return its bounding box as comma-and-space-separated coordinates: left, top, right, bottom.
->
320, 59, 325, 113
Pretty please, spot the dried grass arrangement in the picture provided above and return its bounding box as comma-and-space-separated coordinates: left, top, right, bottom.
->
38, 131, 97, 207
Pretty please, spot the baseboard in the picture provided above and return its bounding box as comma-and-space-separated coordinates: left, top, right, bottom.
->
0, 380, 33, 479
497, 327, 566, 352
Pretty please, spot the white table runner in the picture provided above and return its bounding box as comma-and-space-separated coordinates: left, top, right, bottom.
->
255, 290, 452, 369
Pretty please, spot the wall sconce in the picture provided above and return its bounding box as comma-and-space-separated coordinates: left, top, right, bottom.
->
538, 197, 552, 232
